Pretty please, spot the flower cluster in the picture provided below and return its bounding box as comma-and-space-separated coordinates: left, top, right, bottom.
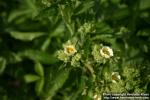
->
57, 40, 81, 67
78, 22, 95, 34
122, 65, 145, 92
92, 44, 114, 64
56, 37, 124, 95
64, 45, 77, 56
57, 41, 114, 64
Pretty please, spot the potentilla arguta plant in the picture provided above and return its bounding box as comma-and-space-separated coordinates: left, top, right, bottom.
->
55, 19, 148, 99
56, 21, 121, 99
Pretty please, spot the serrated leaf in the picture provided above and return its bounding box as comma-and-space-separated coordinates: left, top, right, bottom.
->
43, 69, 70, 100
0, 58, 6, 75
35, 79, 44, 96
24, 74, 40, 83
19, 49, 57, 64
34, 62, 44, 77
9, 31, 45, 41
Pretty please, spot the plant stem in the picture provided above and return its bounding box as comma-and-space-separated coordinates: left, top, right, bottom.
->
58, 5, 74, 36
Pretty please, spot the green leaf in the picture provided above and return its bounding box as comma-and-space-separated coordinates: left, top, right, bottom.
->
25, 0, 38, 17
43, 69, 70, 100
8, 0, 38, 22
137, 29, 150, 36
24, 74, 40, 83
9, 31, 45, 41
96, 22, 113, 34
110, 0, 121, 4
8, 10, 31, 23
110, 7, 129, 20
140, 0, 150, 10
75, 1, 94, 15
35, 79, 44, 96
0, 58, 6, 75
19, 49, 57, 64
5, 52, 22, 64
34, 62, 44, 77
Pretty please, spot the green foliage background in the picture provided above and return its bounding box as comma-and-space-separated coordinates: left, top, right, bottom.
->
0, 0, 150, 100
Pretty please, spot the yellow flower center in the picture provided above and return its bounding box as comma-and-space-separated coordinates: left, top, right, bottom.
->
112, 74, 118, 81
66, 47, 75, 53
102, 48, 110, 55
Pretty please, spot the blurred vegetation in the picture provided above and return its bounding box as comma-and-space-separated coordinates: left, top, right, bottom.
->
0, 0, 150, 100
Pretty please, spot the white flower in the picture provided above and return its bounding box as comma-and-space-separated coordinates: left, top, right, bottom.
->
100, 46, 113, 58
93, 94, 101, 100
64, 45, 77, 56
111, 72, 121, 83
